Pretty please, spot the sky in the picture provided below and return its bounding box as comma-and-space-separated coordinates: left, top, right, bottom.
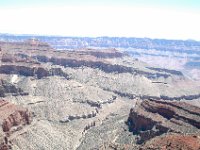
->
0, 0, 200, 40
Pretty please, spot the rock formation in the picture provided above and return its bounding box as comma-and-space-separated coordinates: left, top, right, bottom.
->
0, 79, 28, 97
140, 134, 200, 150
127, 99, 200, 144
0, 41, 183, 79
0, 40, 199, 149
0, 100, 32, 132
0, 100, 32, 150
0, 65, 68, 79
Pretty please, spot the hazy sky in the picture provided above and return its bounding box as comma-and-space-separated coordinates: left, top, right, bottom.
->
0, 0, 200, 40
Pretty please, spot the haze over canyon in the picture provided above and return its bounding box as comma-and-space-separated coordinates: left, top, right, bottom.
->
0, 35, 199, 149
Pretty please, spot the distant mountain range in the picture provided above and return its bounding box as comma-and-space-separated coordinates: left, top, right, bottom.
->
0, 33, 200, 51
0, 33, 200, 79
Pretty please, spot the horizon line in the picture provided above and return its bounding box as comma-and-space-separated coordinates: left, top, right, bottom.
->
0, 32, 199, 42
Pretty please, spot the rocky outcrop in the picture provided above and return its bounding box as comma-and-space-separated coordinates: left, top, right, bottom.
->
60, 109, 98, 123
73, 95, 117, 108
0, 140, 10, 150
159, 94, 200, 101
0, 41, 69, 80
127, 99, 200, 144
0, 133, 8, 150
83, 121, 96, 133
0, 100, 32, 150
0, 79, 28, 97
0, 100, 32, 132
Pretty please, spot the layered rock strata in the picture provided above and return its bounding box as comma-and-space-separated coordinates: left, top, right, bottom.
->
0, 65, 68, 79
0, 40, 200, 149
0, 41, 184, 79
127, 99, 200, 144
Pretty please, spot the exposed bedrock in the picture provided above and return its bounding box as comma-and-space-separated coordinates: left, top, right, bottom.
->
159, 94, 200, 100
33, 55, 176, 79
73, 95, 117, 108
83, 121, 96, 133
107, 134, 200, 150
0, 100, 32, 132
140, 134, 200, 150
0, 137, 10, 150
0, 100, 32, 149
0, 79, 28, 97
60, 109, 98, 123
0, 65, 68, 79
141, 94, 200, 101
105, 89, 200, 101
127, 99, 200, 144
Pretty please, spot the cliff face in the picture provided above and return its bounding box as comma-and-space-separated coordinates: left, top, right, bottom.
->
0, 41, 68, 80
0, 65, 68, 79
127, 99, 200, 144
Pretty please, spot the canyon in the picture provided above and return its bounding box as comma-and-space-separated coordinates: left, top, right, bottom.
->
0, 39, 199, 149
1, 34, 200, 80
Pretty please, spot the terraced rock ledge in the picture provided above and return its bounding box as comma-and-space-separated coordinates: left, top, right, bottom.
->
127, 99, 200, 144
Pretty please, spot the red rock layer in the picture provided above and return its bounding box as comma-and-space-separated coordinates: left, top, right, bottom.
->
0, 100, 32, 150
0, 100, 32, 132
141, 134, 200, 150
127, 99, 200, 143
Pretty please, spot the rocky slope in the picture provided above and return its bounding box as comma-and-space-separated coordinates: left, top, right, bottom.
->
0, 40, 199, 149
78, 99, 200, 150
